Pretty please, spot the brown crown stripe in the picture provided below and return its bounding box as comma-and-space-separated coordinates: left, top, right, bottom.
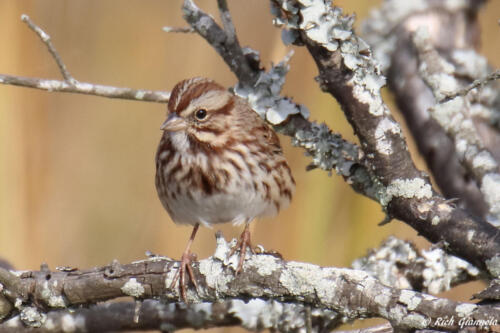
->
168, 77, 205, 111
172, 81, 225, 114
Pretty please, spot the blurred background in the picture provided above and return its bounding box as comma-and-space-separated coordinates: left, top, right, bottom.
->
0, 0, 499, 331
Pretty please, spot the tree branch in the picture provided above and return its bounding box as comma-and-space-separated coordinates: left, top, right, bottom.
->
269, 0, 500, 276
0, 74, 170, 103
412, 27, 500, 225
0, 236, 498, 331
1, 298, 342, 332
352, 237, 481, 294
21, 14, 75, 84
0, 14, 170, 103
361, 0, 498, 220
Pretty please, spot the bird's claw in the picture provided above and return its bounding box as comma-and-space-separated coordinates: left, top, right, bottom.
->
170, 251, 198, 302
228, 225, 253, 275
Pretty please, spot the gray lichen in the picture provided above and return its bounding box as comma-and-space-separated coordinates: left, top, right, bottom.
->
352, 237, 417, 290
381, 178, 432, 207
353, 237, 480, 294
19, 306, 45, 328
234, 51, 309, 125
420, 247, 480, 294
229, 299, 340, 332
292, 122, 359, 176
121, 278, 145, 298
485, 255, 500, 278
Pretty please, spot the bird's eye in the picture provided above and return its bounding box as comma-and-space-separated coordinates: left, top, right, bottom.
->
195, 109, 207, 120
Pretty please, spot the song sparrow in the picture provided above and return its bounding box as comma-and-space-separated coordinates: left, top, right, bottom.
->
155, 77, 295, 300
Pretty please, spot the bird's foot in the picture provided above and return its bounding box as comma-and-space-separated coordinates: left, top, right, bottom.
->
170, 250, 198, 302
228, 225, 253, 275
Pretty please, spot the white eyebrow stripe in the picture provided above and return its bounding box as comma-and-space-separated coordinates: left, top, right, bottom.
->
180, 90, 231, 116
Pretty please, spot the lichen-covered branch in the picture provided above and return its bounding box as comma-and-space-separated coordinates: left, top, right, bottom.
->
0, 236, 498, 331
353, 237, 481, 294
361, 0, 499, 220
413, 27, 500, 225
268, 0, 500, 276
1, 298, 341, 332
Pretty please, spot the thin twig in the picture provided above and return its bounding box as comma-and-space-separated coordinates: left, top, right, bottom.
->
0, 74, 170, 103
162, 26, 196, 33
21, 14, 76, 84
441, 69, 500, 103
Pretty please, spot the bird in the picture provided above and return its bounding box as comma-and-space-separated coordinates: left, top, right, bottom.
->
155, 77, 295, 301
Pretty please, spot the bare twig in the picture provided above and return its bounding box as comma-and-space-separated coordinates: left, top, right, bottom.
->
162, 26, 195, 33
442, 70, 500, 103
0, 15, 171, 103
21, 14, 75, 84
0, 74, 170, 103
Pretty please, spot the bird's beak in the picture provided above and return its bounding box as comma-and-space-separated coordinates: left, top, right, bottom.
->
160, 113, 187, 132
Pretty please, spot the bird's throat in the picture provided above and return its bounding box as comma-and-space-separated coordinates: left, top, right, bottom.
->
169, 131, 190, 153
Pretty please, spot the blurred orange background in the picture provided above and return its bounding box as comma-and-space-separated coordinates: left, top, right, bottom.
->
0, 0, 499, 330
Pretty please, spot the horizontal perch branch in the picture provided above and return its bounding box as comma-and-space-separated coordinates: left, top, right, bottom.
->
0, 235, 498, 331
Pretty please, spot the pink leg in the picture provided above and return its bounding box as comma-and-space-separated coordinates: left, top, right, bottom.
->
170, 224, 200, 302
228, 223, 254, 275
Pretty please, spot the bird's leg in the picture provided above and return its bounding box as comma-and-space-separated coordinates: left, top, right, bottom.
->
229, 222, 254, 275
170, 223, 200, 302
